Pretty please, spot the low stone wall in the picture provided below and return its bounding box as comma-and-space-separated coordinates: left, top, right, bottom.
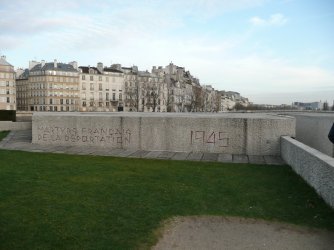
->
281, 113, 334, 157
0, 121, 32, 131
32, 113, 295, 155
281, 136, 334, 209
16, 111, 34, 122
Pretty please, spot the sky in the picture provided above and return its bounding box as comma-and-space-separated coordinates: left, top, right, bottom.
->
0, 0, 333, 105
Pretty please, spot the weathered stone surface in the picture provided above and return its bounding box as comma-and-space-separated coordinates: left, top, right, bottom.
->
171, 152, 190, 160
264, 156, 285, 165
248, 155, 266, 164
233, 155, 249, 164
32, 113, 295, 155
217, 154, 233, 163
157, 151, 176, 159
143, 151, 164, 159
281, 136, 334, 209
0, 121, 32, 131
202, 153, 218, 162
282, 113, 334, 157
128, 150, 149, 158
187, 152, 203, 161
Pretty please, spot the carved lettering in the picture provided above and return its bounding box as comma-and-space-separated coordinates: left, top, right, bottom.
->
37, 126, 132, 146
190, 130, 230, 147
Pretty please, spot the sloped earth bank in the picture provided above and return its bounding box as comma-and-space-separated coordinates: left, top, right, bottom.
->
152, 216, 334, 250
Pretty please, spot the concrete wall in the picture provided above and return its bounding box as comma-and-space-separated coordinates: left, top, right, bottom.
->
16, 111, 33, 122
281, 136, 334, 209
32, 113, 295, 155
0, 121, 32, 131
284, 113, 334, 157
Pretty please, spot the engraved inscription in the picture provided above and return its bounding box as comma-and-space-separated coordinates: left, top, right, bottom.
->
37, 126, 131, 146
190, 130, 229, 147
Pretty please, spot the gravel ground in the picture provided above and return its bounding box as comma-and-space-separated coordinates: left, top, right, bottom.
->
153, 216, 334, 250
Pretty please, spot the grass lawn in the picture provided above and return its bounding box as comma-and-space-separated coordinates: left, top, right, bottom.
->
0, 130, 10, 141
0, 149, 333, 249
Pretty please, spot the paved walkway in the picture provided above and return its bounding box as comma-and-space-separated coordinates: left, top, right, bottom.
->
153, 216, 334, 250
0, 130, 285, 165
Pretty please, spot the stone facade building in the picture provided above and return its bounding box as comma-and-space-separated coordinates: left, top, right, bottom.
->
0, 56, 16, 110
78, 63, 124, 112
27, 60, 80, 112
15, 59, 250, 112
16, 69, 29, 111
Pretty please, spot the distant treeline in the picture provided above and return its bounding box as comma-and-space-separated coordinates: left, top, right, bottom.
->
234, 103, 298, 111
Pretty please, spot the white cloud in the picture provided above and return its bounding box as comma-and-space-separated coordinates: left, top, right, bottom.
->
250, 13, 288, 26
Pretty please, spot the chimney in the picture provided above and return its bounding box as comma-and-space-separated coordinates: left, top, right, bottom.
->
41, 60, 45, 67
69, 61, 78, 70
97, 62, 103, 73
1, 55, 6, 60
54, 59, 57, 68
29, 60, 40, 70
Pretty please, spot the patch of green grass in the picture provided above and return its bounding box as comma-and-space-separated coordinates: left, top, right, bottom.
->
0, 150, 333, 249
0, 131, 10, 141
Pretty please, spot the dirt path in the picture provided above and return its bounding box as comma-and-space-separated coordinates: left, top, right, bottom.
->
153, 216, 334, 250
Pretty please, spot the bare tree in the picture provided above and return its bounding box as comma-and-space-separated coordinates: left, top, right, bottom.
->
124, 81, 139, 111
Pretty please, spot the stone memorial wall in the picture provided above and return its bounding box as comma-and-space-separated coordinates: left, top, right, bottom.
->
32, 113, 295, 156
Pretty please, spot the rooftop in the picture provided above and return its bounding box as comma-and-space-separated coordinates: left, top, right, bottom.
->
0, 56, 13, 67
30, 62, 78, 72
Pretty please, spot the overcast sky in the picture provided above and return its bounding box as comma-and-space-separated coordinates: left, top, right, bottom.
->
1, 0, 333, 105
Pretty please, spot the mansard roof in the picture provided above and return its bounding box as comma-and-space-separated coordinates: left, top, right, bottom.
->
78, 66, 102, 74
0, 57, 13, 67
103, 67, 123, 73
30, 62, 78, 72
17, 69, 30, 79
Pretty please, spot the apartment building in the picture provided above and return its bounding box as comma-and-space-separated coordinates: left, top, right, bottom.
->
28, 60, 80, 112
14, 59, 250, 113
79, 63, 124, 112
16, 69, 29, 111
137, 71, 167, 112
0, 56, 16, 110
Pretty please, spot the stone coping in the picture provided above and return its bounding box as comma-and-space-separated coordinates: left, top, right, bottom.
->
32, 112, 294, 120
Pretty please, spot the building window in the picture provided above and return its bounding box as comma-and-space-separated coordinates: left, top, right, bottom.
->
82, 75, 85, 80
106, 93, 109, 101
99, 83, 102, 91
54, 106, 58, 111
99, 76, 102, 81
6, 97, 10, 103
82, 101, 86, 107
90, 101, 94, 107
66, 106, 69, 111
50, 106, 53, 111
50, 99, 53, 104
82, 83, 86, 90
90, 83, 94, 90
106, 102, 109, 106
99, 102, 103, 107
90, 76, 93, 81
60, 99, 63, 104
66, 99, 69, 104
119, 93, 122, 101
112, 93, 116, 101
6, 81, 9, 87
